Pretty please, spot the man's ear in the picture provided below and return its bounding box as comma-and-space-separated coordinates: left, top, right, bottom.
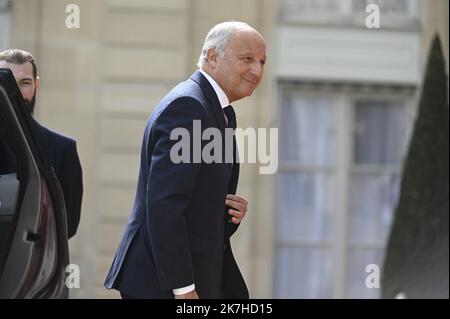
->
35, 76, 40, 90
206, 48, 218, 68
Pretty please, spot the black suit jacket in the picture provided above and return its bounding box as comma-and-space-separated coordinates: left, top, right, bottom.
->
104, 71, 248, 298
32, 120, 83, 239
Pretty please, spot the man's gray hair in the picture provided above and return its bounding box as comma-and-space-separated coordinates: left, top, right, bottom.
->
197, 21, 250, 68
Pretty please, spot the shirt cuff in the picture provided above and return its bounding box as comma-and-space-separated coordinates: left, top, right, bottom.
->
173, 284, 195, 295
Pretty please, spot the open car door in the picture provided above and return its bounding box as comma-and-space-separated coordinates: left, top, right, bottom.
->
0, 68, 69, 298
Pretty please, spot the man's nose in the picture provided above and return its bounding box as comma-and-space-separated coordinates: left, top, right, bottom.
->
250, 62, 264, 79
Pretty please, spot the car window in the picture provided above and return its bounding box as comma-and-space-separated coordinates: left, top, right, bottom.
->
0, 115, 17, 174
0, 107, 20, 265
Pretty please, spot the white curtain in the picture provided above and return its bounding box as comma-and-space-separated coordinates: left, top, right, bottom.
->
348, 174, 400, 242
281, 94, 336, 165
276, 92, 336, 298
277, 172, 335, 241
354, 101, 407, 165
275, 246, 334, 298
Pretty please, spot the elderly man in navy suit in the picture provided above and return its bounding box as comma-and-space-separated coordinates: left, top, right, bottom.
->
105, 21, 266, 299
0, 49, 83, 239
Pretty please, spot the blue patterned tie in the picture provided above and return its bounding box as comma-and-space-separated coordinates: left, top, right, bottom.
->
223, 105, 239, 229
224, 105, 237, 162
223, 105, 236, 130
224, 105, 238, 167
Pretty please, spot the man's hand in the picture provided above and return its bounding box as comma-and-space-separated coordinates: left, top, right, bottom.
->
225, 194, 248, 224
174, 289, 199, 299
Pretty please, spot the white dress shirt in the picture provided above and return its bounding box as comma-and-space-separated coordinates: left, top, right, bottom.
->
200, 69, 230, 109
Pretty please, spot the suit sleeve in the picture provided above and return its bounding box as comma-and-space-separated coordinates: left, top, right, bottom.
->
146, 97, 205, 290
60, 140, 83, 239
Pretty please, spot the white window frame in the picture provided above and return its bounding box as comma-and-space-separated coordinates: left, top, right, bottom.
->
275, 82, 415, 298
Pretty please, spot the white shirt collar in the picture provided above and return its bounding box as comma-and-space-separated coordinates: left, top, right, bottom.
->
199, 69, 230, 109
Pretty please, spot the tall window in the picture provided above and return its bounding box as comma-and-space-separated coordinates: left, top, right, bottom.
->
275, 83, 412, 298
0, 0, 11, 51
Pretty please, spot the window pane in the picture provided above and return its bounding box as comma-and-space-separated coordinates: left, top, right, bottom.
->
281, 94, 336, 165
0, 110, 19, 263
278, 172, 336, 241
347, 174, 400, 242
0, 0, 12, 51
0, 116, 17, 175
353, 101, 407, 165
275, 246, 334, 298
345, 248, 385, 299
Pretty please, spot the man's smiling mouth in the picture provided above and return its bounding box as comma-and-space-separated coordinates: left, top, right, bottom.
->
242, 78, 257, 85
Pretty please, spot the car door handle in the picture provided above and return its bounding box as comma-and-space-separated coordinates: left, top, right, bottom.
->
26, 232, 41, 242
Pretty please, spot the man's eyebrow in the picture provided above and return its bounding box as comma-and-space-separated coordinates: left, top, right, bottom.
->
238, 52, 266, 58
19, 77, 34, 82
238, 52, 255, 56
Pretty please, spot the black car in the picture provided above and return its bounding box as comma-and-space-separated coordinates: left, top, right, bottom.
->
0, 68, 69, 298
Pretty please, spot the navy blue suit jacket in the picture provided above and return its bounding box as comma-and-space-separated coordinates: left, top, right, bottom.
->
104, 71, 248, 298
32, 120, 83, 239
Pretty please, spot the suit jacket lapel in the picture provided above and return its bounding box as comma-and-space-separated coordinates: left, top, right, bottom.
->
190, 71, 234, 173
190, 71, 226, 133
